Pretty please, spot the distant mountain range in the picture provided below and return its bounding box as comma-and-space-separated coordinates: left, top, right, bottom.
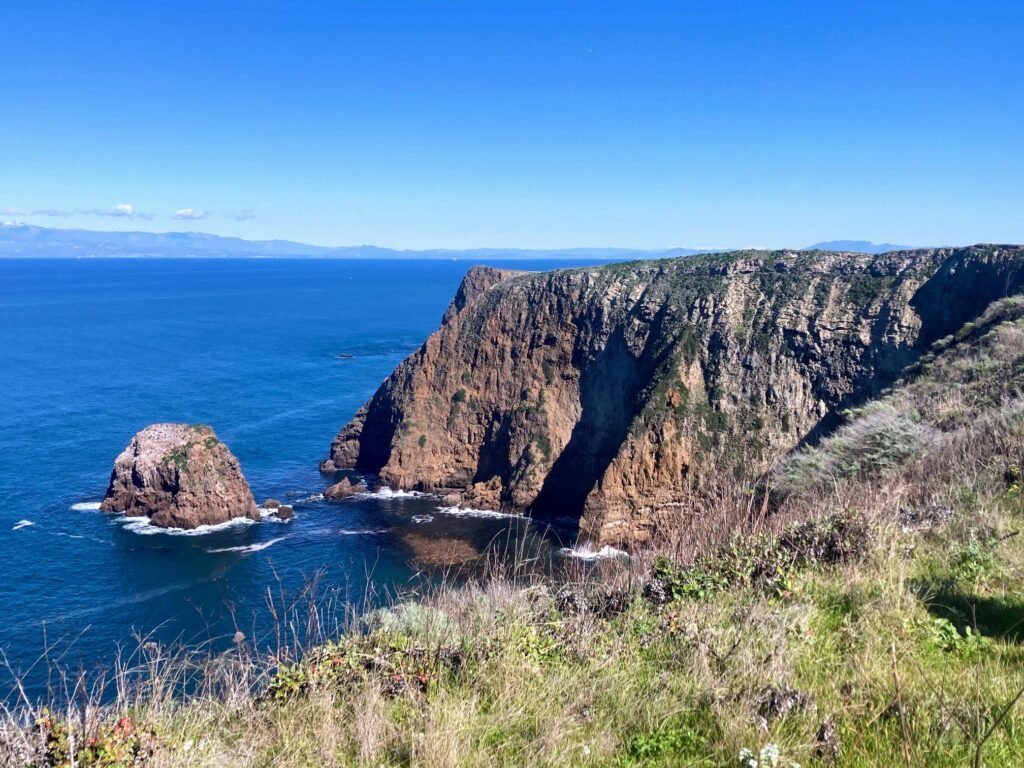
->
0, 224, 911, 260
801, 240, 912, 254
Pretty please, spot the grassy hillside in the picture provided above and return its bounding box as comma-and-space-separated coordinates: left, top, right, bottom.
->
5, 299, 1024, 766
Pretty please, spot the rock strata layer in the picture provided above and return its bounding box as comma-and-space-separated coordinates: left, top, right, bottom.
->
324, 246, 1024, 546
101, 423, 260, 529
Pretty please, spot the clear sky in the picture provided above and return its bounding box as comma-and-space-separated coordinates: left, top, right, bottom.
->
1, 1, 1021, 249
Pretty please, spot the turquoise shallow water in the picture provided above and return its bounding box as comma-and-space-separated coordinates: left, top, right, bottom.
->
0, 257, 607, 700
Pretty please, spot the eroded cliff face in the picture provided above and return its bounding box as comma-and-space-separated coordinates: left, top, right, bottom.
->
324, 246, 1024, 546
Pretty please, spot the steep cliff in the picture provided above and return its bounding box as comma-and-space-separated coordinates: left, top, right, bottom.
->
324, 246, 1024, 546
102, 423, 260, 529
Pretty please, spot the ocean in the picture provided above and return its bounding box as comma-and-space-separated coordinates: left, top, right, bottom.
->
0, 257, 611, 701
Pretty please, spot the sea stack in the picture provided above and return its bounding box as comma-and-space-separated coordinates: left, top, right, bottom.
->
101, 423, 260, 529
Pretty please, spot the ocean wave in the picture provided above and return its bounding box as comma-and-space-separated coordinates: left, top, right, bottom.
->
5, 580, 198, 632
70, 501, 102, 511
258, 508, 295, 522
118, 516, 258, 536
357, 487, 432, 500
435, 505, 521, 520
207, 537, 286, 554
299, 493, 324, 502
558, 544, 628, 561
336, 528, 388, 536
411, 514, 434, 524
12, 520, 33, 530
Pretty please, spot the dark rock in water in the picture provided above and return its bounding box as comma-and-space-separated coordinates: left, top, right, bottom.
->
336, 353, 354, 360
263, 498, 282, 509
324, 477, 354, 499
402, 532, 479, 567
276, 505, 294, 520
319, 459, 337, 473
101, 423, 259, 529
324, 477, 368, 500
441, 492, 463, 507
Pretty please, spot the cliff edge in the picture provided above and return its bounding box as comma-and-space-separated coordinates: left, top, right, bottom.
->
324, 246, 1024, 546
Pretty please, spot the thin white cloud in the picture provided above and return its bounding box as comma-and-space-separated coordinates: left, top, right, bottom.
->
1, 207, 71, 217
3, 203, 154, 220
174, 208, 209, 220
90, 203, 139, 218
232, 209, 256, 222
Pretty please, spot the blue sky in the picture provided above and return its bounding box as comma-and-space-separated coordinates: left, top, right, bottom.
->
1, 1, 1021, 249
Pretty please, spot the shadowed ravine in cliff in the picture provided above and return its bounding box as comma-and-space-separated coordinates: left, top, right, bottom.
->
531, 327, 652, 532
324, 246, 1024, 547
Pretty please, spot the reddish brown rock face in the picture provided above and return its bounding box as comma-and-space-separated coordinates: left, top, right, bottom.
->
325, 246, 1024, 547
101, 423, 260, 529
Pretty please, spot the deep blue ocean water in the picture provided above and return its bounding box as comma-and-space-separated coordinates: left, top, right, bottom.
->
0, 257, 608, 701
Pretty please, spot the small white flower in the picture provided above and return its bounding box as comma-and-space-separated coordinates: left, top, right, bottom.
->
760, 743, 781, 768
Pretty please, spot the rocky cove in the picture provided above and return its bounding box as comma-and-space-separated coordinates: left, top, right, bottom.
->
94, 246, 1024, 551
324, 245, 1024, 547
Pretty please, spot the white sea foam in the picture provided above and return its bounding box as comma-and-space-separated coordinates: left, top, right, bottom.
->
558, 544, 628, 561
336, 529, 387, 536
435, 505, 521, 520
411, 514, 434, 524
207, 537, 286, 554
12, 520, 33, 530
258, 508, 295, 523
299, 493, 324, 503
119, 515, 258, 536
358, 487, 431, 500
70, 501, 102, 511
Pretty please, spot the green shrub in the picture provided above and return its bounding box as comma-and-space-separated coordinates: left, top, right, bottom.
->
542, 360, 555, 385
951, 529, 998, 587
648, 515, 871, 602
616, 708, 719, 765
776, 403, 938, 496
